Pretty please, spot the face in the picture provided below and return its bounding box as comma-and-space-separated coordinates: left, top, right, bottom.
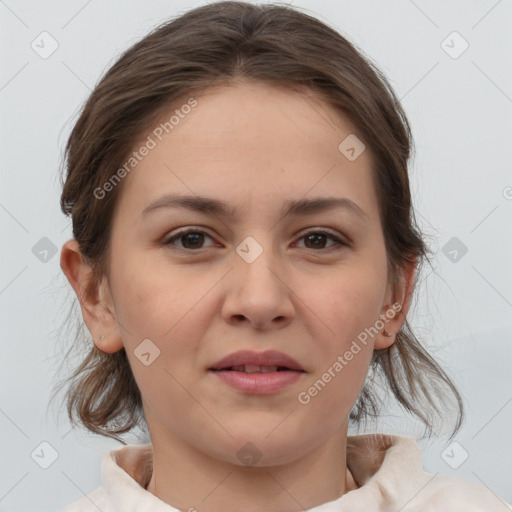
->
74, 81, 409, 466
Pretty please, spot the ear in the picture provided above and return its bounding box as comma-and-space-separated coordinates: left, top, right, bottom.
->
374, 256, 418, 350
60, 239, 123, 354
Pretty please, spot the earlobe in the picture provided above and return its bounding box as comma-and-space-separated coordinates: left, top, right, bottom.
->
373, 313, 399, 350
94, 332, 124, 354
60, 239, 124, 354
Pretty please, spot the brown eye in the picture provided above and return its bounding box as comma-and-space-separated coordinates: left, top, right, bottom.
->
163, 228, 348, 253
164, 229, 215, 250
296, 230, 348, 251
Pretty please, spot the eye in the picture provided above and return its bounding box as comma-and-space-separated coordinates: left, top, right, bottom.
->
294, 229, 349, 252
163, 228, 216, 251
163, 227, 349, 252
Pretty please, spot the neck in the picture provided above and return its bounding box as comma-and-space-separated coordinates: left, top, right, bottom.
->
145, 427, 358, 512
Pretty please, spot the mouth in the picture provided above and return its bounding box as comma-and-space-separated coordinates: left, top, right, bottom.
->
208, 365, 305, 394
208, 350, 305, 393
210, 365, 305, 373
209, 349, 305, 373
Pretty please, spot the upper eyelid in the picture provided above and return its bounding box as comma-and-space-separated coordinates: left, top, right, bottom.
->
164, 226, 349, 246
166, 226, 344, 238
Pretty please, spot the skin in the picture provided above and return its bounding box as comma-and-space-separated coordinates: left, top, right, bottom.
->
61, 80, 416, 512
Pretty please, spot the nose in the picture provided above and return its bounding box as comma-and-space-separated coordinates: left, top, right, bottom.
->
220, 241, 295, 331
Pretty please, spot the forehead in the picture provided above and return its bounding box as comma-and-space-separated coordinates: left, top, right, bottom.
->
112, 81, 379, 226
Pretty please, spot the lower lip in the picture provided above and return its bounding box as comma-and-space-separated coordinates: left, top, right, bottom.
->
209, 370, 304, 394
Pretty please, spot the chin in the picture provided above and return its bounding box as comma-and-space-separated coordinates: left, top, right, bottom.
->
209, 429, 309, 468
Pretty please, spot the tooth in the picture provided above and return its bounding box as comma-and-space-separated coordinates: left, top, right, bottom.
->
242, 365, 279, 373
226, 365, 281, 373
243, 365, 261, 373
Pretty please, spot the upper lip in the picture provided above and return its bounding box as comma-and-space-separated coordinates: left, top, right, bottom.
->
209, 350, 305, 371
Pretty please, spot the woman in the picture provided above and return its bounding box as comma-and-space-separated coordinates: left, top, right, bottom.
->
54, 2, 511, 510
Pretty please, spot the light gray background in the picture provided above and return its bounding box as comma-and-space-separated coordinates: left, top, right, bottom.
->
0, 1, 511, 510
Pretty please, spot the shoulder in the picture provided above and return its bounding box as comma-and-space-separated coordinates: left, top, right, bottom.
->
346, 434, 511, 511
406, 473, 512, 512
59, 485, 107, 512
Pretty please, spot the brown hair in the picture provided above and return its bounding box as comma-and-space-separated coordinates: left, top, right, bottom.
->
50, 0, 464, 444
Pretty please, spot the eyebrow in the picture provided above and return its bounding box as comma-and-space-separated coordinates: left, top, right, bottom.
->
141, 194, 369, 221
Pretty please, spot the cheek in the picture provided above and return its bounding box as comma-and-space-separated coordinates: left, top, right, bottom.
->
109, 252, 223, 377
300, 310, 375, 428
310, 261, 387, 341
110, 248, 203, 335
297, 260, 385, 406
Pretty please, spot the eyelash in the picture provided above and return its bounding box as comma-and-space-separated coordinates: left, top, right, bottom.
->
163, 227, 349, 253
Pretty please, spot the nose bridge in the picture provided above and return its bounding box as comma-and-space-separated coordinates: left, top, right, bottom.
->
234, 230, 282, 291
222, 229, 294, 328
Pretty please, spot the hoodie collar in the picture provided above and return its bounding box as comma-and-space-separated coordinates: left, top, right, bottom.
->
102, 433, 424, 511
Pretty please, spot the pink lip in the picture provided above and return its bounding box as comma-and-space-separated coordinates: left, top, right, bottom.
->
208, 349, 305, 395
209, 349, 304, 371
209, 369, 304, 394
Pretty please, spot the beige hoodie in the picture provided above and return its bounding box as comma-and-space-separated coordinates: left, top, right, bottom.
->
60, 433, 511, 511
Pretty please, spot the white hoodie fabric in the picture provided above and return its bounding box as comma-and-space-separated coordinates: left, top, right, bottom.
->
60, 433, 511, 511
